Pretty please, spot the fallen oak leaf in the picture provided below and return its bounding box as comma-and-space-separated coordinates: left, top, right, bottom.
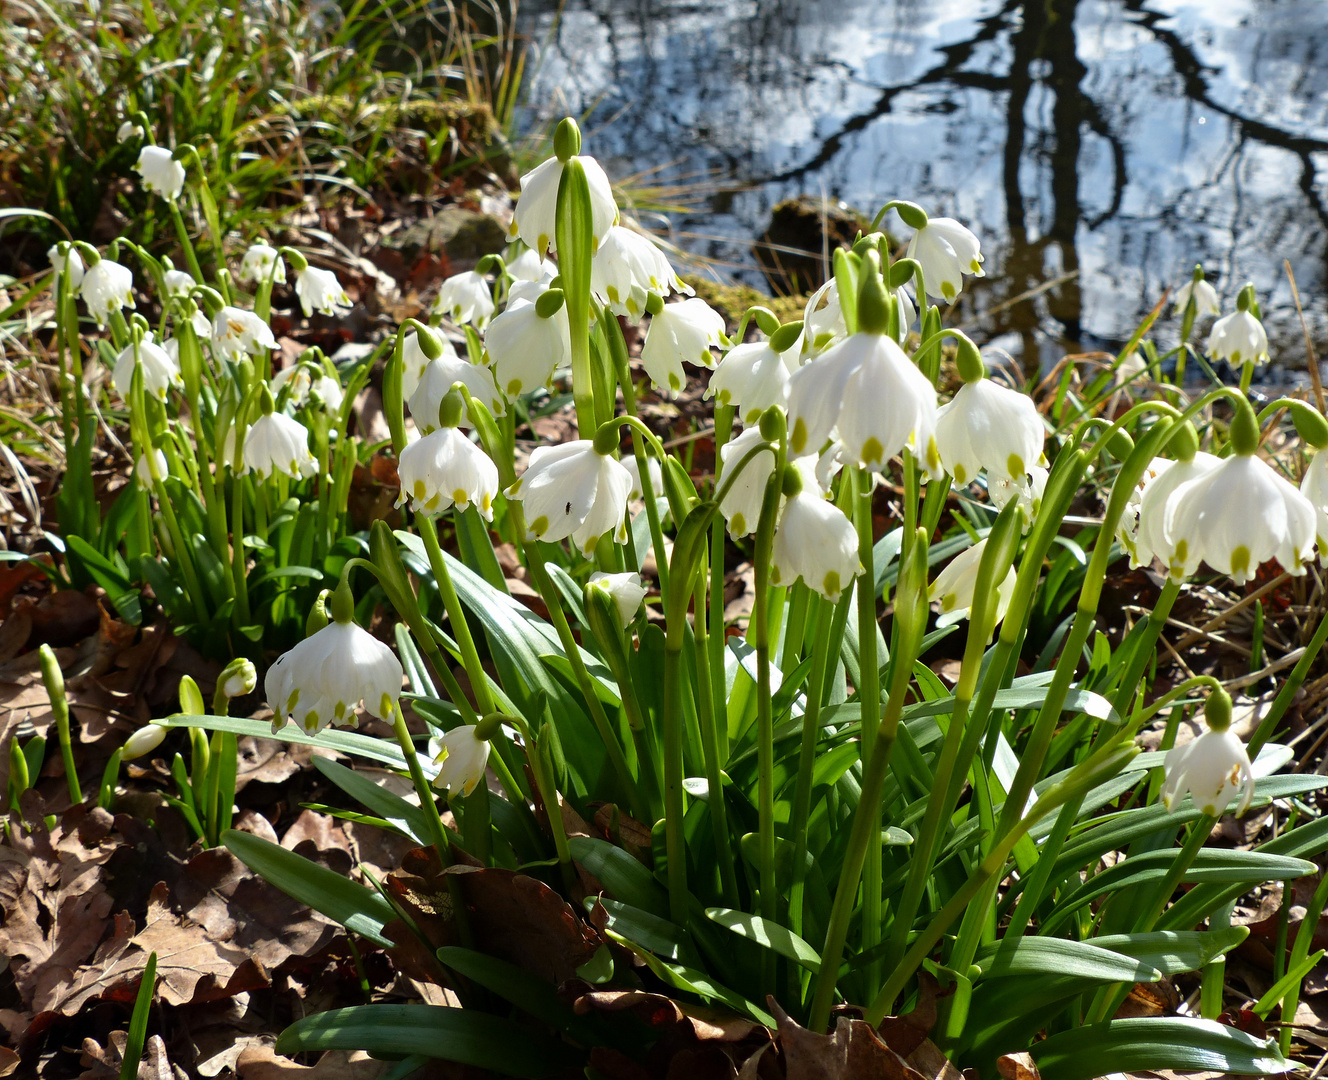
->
78, 1032, 173, 1080
236, 1046, 388, 1079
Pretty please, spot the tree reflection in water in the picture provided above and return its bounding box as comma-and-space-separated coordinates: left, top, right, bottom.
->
521, 0, 1328, 377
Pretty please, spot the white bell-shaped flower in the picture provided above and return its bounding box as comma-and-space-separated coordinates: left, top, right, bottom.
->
212, 306, 277, 362
409, 352, 505, 432
770, 479, 860, 603
906, 217, 984, 302
990, 465, 1047, 520
163, 269, 195, 299
1300, 449, 1328, 554
238, 243, 286, 284
591, 226, 690, 320
802, 280, 846, 359
116, 120, 144, 143
718, 426, 775, 538
1207, 309, 1268, 369
295, 266, 351, 317
486, 295, 572, 400
511, 154, 618, 256
1124, 452, 1220, 571
433, 270, 495, 328
265, 594, 403, 735
243, 410, 317, 481
1161, 723, 1254, 816
588, 571, 647, 629
401, 329, 460, 400
135, 449, 168, 487
1174, 277, 1220, 317
788, 330, 939, 477
113, 334, 181, 401
928, 538, 1016, 627
432, 725, 491, 796
935, 377, 1044, 486
506, 248, 555, 283
1164, 453, 1315, 584
505, 441, 632, 555
134, 145, 186, 201
624, 454, 663, 501
271, 364, 313, 404
1114, 350, 1148, 386
640, 297, 726, 396
48, 245, 85, 291
310, 373, 344, 414
396, 426, 499, 519
79, 258, 135, 326
707, 338, 798, 424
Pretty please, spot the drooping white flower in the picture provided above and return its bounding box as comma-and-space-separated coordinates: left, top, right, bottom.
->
1125, 453, 1220, 571
432, 725, 491, 796
433, 271, 495, 328
588, 571, 647, 629
788, 331, 940, 477
122, 723, 166, 761
906, 217, 985, 302
935, 377, 1044, 486
1174, 278, 1220, 318
1207, 310, 1268, 369
506, 247, 554, 283
79, 258, 135, 326
163, 269, 195, 299
409, 352, 505, 431
718, 426, 775, 538
400, 330, 461, 400
265, 615, 403, 735
928, 538, 1016, 627
591, 225, 690, 320
396, 426, 499, 519
1300, 450, 1328, 554
505, 441, 632, 555
624, 454, 663, 501
116, 120, 144, 143
134, 145, 186, 201
1114, 350, 1148, 385
1164, 454, 1315, 584
212, 306, 277, 362
770, 486, 860, 602
113, 334, 181, 401
511, 154, 618, 256
238, 243, 286, 285
310, 373, 344, 414
135, 449, 168, 487
48, 245, 84, 291
270, 364, 313, 404
243, 411, 317, 481
802, 279, 846, 359
640, 297, 725, 395
1161, 724, 1254, 816
295, 266, 351, 317
486, 298, 571, 400
706, 338, 798, 424
990, 465, 1047, 520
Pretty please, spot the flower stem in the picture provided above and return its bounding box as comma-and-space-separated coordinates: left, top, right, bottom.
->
418, 518, 496, 716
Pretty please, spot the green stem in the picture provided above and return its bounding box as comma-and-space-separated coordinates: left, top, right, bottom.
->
419, 518, 496, 715
662, 643, 689, 924
391, 701, 451, 856
168, 201, 204, 283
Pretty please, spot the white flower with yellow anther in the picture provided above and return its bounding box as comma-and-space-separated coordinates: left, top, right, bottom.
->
243, 410, 317, 481
163, 269, 195, 299
1122, 452, 1220, 571
1174, 277, 1220, 318
591, 226, 690, 320
1163, 453, 1314, 584
706, 335, 799, 424
588, 571, 647, 629
640, 297, 725, 395
718, 426, 774, 539
212, 306, 276, 362
433, 270, 495, 328
432, 726, 491, 796
295, 266, 351, 317
506, 248, 555, 283
238, 243, 286, 284
409, 352, 505, 432
802, 280, 846, 358
79, 257, 135, 326
134, 145, 186, 201
1207, 309, 1268, 369
906, 216, 984, 302
1161, 692, 1254, 816
265, 587, 403, 735
624, 454, 663, 501
510, 146, 618, 256
770, 468, 860, 603
48, 245, 84, 291
505, 440, 632, 555
486, 294, 571, 400
990, 465, 1047, 520
113, 334, 181, 401
396, 426, 499, 519
928, 538, 1016, 628
935, 377, 1044, 486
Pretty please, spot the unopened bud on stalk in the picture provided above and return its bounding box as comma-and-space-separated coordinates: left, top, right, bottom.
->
219, 658, 257, 700
306, 589, 331, 636
1104, 428, 1135, 463
122, 724, 167, 761
178, 674, 206, 715
1287, 401, 1328, 450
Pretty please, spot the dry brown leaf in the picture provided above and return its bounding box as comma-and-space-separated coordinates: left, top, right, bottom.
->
78, 1032, 173, 1080
236, 1046, 388, 1079
771, 999, 924, 1080
0, 1047, 18, 1077
996, 1052, 1040, 1080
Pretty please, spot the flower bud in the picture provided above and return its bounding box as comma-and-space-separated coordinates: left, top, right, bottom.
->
768, 321, 803, 354
758, 405, 786, 445
306, 589, 331, 636
122, 724, 167, 761
219, 658, 258, 700
178, 674, 206, 715
1288, 401, 1328, 450
587, 571, 648, 630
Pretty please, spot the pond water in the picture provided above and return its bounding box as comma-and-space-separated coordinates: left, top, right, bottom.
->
517, 0, 1328, 377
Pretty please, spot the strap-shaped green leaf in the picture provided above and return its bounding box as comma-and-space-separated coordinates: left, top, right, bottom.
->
706, 907, 822, 971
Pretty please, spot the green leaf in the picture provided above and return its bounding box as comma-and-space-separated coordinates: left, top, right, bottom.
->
312, 757, 433, 846
569, 836, 668, 918
587, 896, 697, 964
1089, 928, 1249, 976
248, 565, 325, 588
1030, 1017, 1291, 1080
275, 1005, 581, 1078
973, 937, 1161, 983
1252, 948, 1325, 1018
705, 907, 822, 971
158, 713, 408, 770
222, 830, 397, 946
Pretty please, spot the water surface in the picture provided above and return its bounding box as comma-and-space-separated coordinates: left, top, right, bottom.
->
519, 0, 1328, 375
